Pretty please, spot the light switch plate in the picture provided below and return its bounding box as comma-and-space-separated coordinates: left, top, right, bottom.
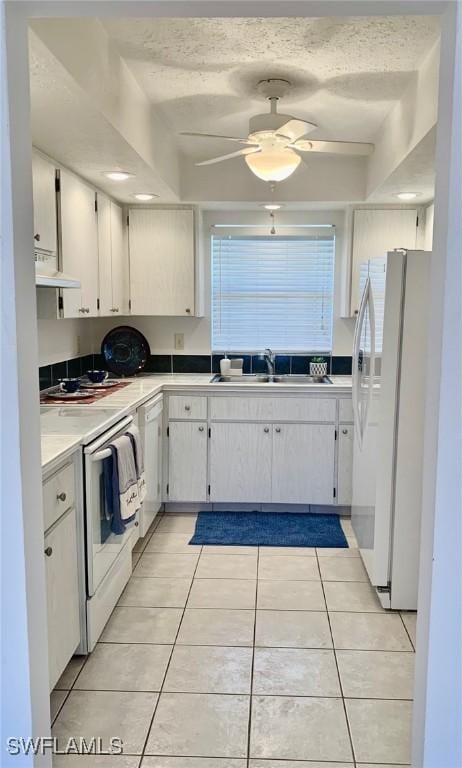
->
174, 333, 184, 351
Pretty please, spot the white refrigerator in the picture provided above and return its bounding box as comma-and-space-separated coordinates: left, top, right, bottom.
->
351, 249, 431, 610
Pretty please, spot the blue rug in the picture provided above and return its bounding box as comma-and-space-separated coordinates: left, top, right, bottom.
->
189, 511, 348, 548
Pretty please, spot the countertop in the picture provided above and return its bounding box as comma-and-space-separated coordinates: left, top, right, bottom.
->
40, 374, 352, 473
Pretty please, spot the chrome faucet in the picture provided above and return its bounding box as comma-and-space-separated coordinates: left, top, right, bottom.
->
263, 348, 275, 377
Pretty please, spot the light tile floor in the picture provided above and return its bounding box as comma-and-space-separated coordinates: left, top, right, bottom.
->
51, 513, 417, 767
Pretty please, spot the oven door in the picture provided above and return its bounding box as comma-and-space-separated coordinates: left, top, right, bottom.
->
84, 415, 137, 596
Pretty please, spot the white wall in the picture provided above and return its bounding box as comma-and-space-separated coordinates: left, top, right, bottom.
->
93, 208, 356, 357
37, 317, 96, 366
412, 4, 462, 766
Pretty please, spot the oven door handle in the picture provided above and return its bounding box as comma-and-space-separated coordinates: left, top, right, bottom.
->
84, 415, 134, 456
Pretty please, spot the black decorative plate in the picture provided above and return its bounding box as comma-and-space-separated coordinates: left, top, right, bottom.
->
101, 326, 150, 377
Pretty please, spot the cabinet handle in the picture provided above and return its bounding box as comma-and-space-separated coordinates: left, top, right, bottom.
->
134, 521, 139, 527
44, 547, 53, 557
34, 233, 41, 242
275, 427, 281, 433
342, 429, 349, 435
185, 308, 191, 314
56, 492, 67, 502
264, 427, 269, 433
185, 405, 191, 411
198, 426, 204, 432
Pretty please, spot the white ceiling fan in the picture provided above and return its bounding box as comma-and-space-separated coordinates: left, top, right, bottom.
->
180, 79, 374, 182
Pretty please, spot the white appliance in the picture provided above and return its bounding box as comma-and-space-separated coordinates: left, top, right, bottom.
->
138, 394, 164, 537
84, 415, 140, 650
352, 249, 431, 610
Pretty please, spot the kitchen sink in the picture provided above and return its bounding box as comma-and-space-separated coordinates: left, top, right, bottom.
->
211, 374, 332, 385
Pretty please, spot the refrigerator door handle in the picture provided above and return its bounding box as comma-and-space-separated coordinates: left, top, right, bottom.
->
352, 277, 370, 447
361, 281, 376, 445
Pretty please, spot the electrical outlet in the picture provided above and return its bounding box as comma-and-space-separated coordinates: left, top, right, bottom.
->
174, 333, 185, 351
76, 335, 81, 354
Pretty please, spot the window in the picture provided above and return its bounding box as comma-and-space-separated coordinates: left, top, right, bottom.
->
211, 232, 335, 352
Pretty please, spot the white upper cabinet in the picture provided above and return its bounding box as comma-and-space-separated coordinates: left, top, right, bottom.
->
129, 208, 196, 316
59, 169, 99, 318
32, 152, 57, 255
97, 193, 129, 317
350, 209, 418, 316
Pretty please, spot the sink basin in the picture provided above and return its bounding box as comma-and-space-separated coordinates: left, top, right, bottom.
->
211, 374, 331, 385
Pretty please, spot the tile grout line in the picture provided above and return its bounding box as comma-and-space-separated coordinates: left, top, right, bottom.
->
399, 612, 416, 653
52, 512, 165, 743
138, 535, 203, 762
316, 549, 358, 768
246, 545, 259, 767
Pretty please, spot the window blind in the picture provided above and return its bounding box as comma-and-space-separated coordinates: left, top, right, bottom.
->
211, 234, 335, 352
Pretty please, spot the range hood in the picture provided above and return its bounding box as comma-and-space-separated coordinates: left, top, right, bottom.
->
35, 251, 80, 289
35, 269, 81, 288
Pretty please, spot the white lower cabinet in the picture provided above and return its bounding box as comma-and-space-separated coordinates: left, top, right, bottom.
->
167, 421, 208, 501
210, 422, 273, 503
337, 425, 354, 505
166, 393, 353, 507
44, 506, 81, 690
272, 423, 336, 505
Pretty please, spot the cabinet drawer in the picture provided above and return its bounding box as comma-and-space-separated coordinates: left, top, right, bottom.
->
168, 395, 207, 420
43, 462, 75, 531
339, 398, 354, 423
210, 396, 336, 423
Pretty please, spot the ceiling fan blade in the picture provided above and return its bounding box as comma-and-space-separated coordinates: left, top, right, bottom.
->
180, 131, 257, 146
275, 119, 318, 142
195, 147, 261, 166
292, 139, 374, 156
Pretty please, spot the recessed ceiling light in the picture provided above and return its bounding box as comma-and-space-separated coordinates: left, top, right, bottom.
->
394, 192, 418, 201
133, 193, 159, 201
104, 171, 134, 181
261, 203, 283, 210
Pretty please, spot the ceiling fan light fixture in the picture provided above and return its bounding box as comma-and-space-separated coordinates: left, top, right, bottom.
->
245, 148, 301, 182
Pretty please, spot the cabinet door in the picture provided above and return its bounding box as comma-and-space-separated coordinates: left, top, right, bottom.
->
97, 196, 129, 317
350, 209, 417, 315
97, 193, 112, 316
44, 507, 80, 691
210, 422, 272, 503
129, 209, 195, 316
60, 169, 99, 317
168, 421, 207, 501
110, 200, 129, 316
32, 153, 57, 254
337, 426, 353, 505
272, 423, 335, 505
154, 411, 163, 508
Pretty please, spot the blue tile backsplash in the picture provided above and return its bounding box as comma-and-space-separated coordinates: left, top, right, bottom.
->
39, 353, 352, 390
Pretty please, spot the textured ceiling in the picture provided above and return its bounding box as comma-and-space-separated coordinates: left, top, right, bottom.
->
369, 127, 436, 204
102, 16, 440, 158
29, 31, 177, 203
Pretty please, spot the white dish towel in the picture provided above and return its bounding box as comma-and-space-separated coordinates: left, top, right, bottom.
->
112, 434, 141, 520
127, 425, 146, 502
